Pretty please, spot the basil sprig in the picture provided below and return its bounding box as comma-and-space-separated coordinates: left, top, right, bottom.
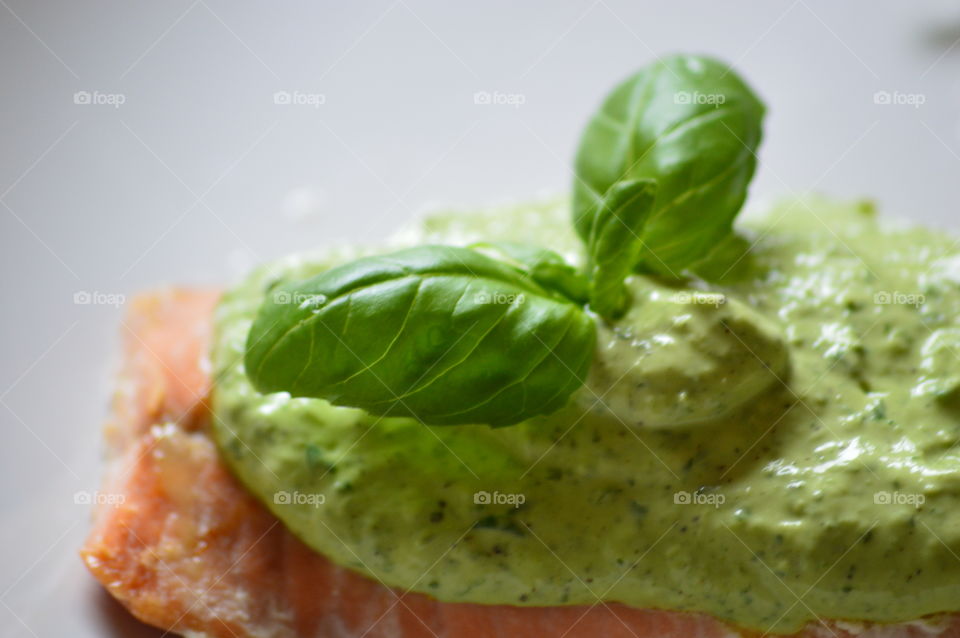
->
245, 245, 596, 427
572, 53, 765, 279
244, 53, 765, 427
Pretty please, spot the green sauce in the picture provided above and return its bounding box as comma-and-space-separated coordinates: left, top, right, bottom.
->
211, 197, 960, 633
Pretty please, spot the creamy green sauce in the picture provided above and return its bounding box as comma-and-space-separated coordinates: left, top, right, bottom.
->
211, 197, 960, 634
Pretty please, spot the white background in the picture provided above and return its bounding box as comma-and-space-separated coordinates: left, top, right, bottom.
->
1, 1, 958, 636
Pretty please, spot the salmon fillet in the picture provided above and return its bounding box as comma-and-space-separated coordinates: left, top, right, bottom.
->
80, 289, 960, 638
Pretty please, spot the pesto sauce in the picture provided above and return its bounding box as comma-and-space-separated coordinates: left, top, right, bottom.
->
210, 197, 960, 634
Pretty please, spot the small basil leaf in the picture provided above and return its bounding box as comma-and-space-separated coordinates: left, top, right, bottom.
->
244, 245, 596, 427
469, 241, 589, 304
572, 54, 764, 277
585, 178, 658, 319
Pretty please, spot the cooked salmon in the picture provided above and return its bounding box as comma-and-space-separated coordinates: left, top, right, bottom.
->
80, 289, 960, 638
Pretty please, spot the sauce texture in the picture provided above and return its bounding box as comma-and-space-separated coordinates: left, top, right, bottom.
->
211, 198, 960, 633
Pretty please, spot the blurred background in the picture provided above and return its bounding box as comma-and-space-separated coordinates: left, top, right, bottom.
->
1, 1, 958, 635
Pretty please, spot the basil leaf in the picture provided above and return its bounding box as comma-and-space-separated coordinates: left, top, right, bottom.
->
245, 245, 596, 427
572, 54, 765, 277
584, 178, 657, 319
469, 241, 589, 305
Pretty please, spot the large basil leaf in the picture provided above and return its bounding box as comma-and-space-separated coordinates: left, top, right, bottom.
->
572, 54, 764, 277
245, 245, 596, 427
584, 178, 657, 318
